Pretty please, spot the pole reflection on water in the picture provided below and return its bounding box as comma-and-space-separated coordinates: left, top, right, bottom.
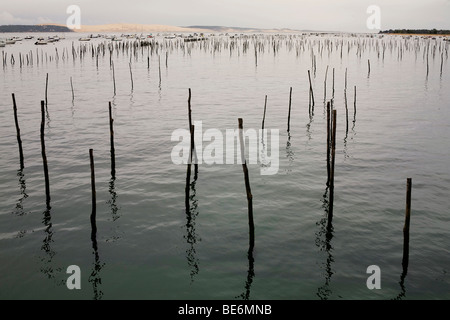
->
106, 102, 122, 241
13, 169, 29, 216
106, 176, 122, 242
40, 99, 56, 280
236, 244, 255, 300
394, 178, 412, 300
108, 177, 120, 221
315, 187, 335, 300
40, 204, 56, 279
306, 113, 314, 141
89, 217, 104, 300
89, 149, 104, 300
184, 174, 200, 283
237, 117, 255, 300
285, 132, 294, 172
343, 89, 349, 159
40, 198, 63, 286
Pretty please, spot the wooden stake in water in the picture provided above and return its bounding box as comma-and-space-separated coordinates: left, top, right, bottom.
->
158, 55, 162, 85
326, 101, 331, 187
12, 93, 24, 170
45, 73, 49, 109
368, 59, 371, 76
238, 118, 255, 249
328, 109, 337, 229
287, 87, 292, 132
353, 85, 357, 121
189, 125, 195, 168
185, 124, 193, 212
129, 62, 134, 91
324, 65, 329, 102
109, 102, 116, 178
40, 100, 50, 206
187, 89, 198, 177
89, 148, 97, 236
402, 178, 412, 273
261, 95, 267, 130
188, 88, 193, 129
308, 70, 315, 110
70, 77, 74, 101
344, 88, 348, 134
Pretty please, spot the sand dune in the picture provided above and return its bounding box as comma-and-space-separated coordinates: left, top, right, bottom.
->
37, 23, 302, 34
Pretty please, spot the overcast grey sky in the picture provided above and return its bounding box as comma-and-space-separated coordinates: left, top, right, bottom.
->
1, 0, 449, 32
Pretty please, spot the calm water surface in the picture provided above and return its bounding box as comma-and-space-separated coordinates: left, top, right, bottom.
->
0, 32, 449, 299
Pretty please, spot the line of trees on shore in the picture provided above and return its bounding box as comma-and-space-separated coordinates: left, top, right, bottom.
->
0, 25, 73, 33
380, 29, 450, 35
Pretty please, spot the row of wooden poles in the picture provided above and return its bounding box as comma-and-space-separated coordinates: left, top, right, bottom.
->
3, 34, 448, 64
3, 35, 447, 80
180, 84, 413, 283
12, 93, 115, 291
11, 85, 412, 290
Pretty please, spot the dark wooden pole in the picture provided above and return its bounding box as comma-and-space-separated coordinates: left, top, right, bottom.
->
129, 62, 134, 91
331, 109, 337, 187
188, 88, 193, 130
187, 89, 198, 177
402, 178, 412, 272
89, 148, 97, 240
326, 101, 331, 187
45, 73, 49, 109
70, 76, 74, 101
287, 87, 292, 132
40, 100, 50, 207
109, 102, 116, 178
324, 65, 329, 102
12, 93, 24, 170
353, 85, 357, 121
308, 70, 315, 108
158, 55, 162, 85
189, 125, 195, 168
261, 95, 267, 130
344, 89, 348, 134
328, 109, 337, 229
239, 118, 255, 249
185, 124, 195, 211
185, 152, 192, 214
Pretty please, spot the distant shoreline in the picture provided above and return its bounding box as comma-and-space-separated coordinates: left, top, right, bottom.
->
383, 33, 449, 37
380, 29, 450, 35
0, 24, 73, 33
